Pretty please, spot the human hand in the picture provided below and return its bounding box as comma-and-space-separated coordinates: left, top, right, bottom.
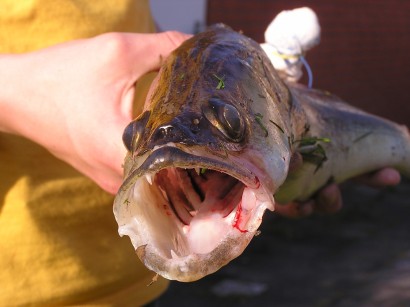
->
275, 165, 401, 218
0, 31, 190, 194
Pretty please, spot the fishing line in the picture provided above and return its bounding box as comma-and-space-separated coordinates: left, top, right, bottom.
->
262, 7, 320, 89
268, 48, 314, 88
299, 55, 313, 88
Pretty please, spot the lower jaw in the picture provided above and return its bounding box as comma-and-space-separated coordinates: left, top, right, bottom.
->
136, 224, 258, 282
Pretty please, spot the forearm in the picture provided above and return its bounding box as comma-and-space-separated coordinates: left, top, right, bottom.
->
0, 54, 29, 135
0, 52, 68, 164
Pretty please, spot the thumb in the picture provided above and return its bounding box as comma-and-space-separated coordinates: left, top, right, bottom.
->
127, 31, 192, 79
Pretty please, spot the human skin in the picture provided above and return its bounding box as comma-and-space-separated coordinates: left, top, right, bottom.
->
276, 164, 400, 218
0, 31, 190, 194
0, 31, 400, 214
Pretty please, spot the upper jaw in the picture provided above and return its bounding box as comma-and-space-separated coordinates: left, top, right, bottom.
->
120, 145, 260, 192
114, 144, 275, 281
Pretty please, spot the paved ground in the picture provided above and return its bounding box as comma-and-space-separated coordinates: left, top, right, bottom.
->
161, 179, 410, 306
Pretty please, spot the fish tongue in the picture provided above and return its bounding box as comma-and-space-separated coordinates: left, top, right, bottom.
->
185, 199, 232, 254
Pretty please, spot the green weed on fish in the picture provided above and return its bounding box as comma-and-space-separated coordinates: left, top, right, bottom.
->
212, 74, 225, 89
294, 136, 331, 146
295, 136, 331, 172
194, 168, 207, 175
255, 113, 269, 137
255, 113, 285, 137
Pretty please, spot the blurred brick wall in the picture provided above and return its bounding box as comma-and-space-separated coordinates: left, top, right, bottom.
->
207, 0, 410, 126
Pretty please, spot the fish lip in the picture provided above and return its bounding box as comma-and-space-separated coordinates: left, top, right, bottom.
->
119, 145, 259, 192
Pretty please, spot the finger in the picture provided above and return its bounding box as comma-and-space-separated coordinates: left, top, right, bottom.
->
354, 167, 401, 187
126, 31, 192, 78
288, 151, 303, 173
120, 31, 192, 116
274, 199, 315, 218
313, 183, 343, 213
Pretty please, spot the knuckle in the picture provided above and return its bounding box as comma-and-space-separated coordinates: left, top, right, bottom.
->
95, 32, 129, 61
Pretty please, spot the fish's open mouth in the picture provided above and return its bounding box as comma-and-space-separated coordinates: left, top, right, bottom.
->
114, 146, 275, 281
155, 167, 245, 231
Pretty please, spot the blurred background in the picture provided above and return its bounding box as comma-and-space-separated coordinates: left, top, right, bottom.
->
151, 0, 410, 127
150, 1, 410, 306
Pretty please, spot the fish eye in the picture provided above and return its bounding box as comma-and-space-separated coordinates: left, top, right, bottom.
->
203, 98, 245, 142
122, 111, 150, 152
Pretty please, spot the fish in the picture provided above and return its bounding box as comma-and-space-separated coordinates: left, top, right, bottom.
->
113, 24, 410, 282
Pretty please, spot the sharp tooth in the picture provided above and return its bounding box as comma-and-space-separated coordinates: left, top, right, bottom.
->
145, 173, 153, 185
194, 168, 201, 175
189, 210, 197, 216
171, 249, 179, 259
182, 225, 190, 234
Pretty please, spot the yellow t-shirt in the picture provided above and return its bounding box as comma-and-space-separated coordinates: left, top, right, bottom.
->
0, 1, 169, 306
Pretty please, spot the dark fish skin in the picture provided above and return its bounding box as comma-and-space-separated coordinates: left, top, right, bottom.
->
129, 24, 293, 163
114, 24, 410, 282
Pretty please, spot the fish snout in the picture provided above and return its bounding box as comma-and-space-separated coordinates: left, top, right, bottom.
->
123, 110, 219, 155
153, 120, 194, 145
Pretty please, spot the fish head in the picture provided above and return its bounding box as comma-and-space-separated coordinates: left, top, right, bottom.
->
114, 25, 292, 281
